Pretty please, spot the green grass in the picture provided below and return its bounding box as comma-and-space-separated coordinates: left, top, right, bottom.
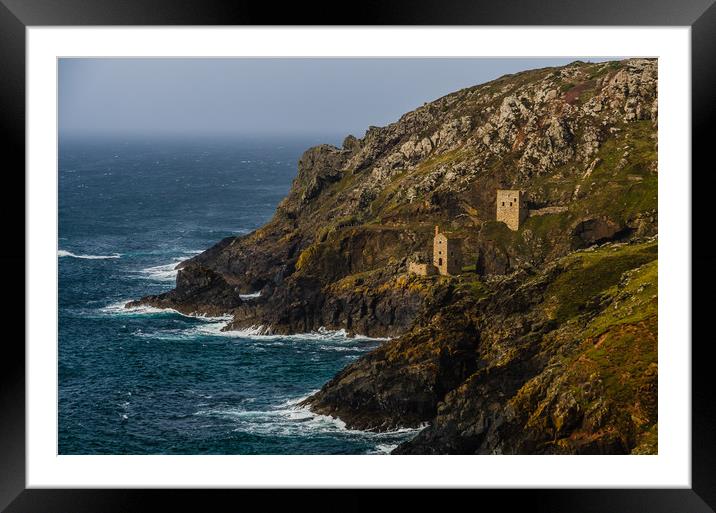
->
317, 214, 361, 242
586, 60, 623, 80
456, 278, 489, 300
544, 241, 657, 324
584, 259, 657, 338
522, 212, 571, 237
583, 316, 657, 407
295, 243, 319, 272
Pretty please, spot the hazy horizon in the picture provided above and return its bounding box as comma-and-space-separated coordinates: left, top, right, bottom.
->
59, 57, 621, 142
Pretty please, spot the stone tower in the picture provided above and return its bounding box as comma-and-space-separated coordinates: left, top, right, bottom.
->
496, 189, 528, 231
433, 225, 463, 276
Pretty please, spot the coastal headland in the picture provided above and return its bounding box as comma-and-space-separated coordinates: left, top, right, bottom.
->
129, 59, 658, 454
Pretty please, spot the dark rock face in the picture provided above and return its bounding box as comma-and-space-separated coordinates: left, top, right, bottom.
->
220, 270, 427, 338
129, 59, 659, 454
302, 286, 480, 430
571, 217, 624, 248
297, 145, 348, 205
126, 265, 243, 317
477, 240, 511, 275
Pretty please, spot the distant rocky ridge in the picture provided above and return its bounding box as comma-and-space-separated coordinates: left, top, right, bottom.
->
129, 58, 658, 454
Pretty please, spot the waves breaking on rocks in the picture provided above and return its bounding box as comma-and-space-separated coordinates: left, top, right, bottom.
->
59, 249, 121, 259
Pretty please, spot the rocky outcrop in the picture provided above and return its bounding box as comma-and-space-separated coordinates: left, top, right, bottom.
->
571, 217, 628, 248
302, 282, 479, 429
223, 265, 429, 338
126, 264, 244, 317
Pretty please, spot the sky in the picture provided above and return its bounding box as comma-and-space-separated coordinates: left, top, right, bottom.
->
59, 57, 618, 140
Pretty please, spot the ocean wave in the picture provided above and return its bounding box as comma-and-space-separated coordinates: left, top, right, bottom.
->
189, 323, 388, 343
101, 301, 170, 316
100, 300, 232, 322
138, 260, 183, 282
274, 392, 318, 407
316, 345, 365, 352
239, 291, 262, 299
370, 444, 400, 454
129, 321, 389, 345
58, 249, 121, 259
99, 302, 387, 346
136, 251, 202, 282
194, 394, 425, 445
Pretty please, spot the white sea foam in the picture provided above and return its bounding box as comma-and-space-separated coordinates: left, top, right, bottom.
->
193, 393, 425, 447
370, 444, 399, 454
58, 249, 121, 259
192, 324, 388, 342
274, 392, 318, 408
138, 261, 182, 282
100, 300, 232, 322
100, 298, 388, 356
188, 322, 262, 338
134, 250, 204, 282
195, 404, 350, 437
102, 298, 386, 347
101, 301, 167, 316
317, 345, 363, 352
239, 291, 262, 299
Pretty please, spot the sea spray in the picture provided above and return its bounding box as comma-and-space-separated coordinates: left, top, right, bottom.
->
59, 249, 121, 259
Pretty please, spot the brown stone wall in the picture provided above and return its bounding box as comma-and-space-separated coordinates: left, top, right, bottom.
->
433, 233, 463, 276
433, 233, 447, 274
408, 262, 436, 276
445, 239, 463, 275
529, 205, 568, 216
496, 189, 528, 231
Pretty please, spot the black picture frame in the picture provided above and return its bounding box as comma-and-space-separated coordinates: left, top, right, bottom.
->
2, 0, 713, 511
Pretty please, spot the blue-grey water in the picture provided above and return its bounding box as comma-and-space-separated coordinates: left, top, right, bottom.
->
58, 137, 420, 454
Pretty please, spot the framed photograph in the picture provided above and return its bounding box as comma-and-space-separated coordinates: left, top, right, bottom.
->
4, 0, 714, 510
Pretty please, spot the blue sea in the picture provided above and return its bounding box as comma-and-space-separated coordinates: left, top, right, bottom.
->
58, 137, 420, 454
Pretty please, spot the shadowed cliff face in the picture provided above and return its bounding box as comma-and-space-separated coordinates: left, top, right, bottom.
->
131, 58, 657, 340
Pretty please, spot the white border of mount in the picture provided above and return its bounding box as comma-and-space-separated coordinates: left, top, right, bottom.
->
27, 27, 690, 488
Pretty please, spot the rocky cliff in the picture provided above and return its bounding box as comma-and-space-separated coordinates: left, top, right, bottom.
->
129, 58, 658, 454
303, 238, 658, 454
